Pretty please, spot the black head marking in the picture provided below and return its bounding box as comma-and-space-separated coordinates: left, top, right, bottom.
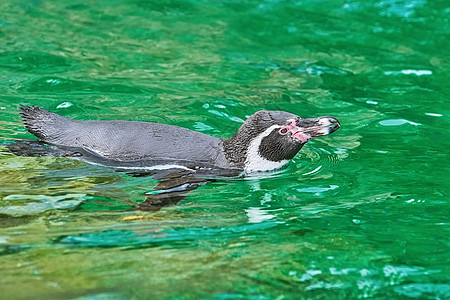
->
258, 127, 304, 162
223, 110, 300, 168
224, 110, 340, 170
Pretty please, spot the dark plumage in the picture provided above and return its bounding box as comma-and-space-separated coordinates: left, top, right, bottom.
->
10, 105, 340, 173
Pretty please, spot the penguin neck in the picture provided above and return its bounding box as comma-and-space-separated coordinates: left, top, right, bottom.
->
223, 123, 289, 172
222, 128, 253, 170
243, 125, 290, 172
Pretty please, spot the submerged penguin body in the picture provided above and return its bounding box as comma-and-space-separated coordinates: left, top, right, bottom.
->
12, 105, 340, 173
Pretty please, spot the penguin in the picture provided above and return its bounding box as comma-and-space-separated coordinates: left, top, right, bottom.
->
8, 105, 340, 174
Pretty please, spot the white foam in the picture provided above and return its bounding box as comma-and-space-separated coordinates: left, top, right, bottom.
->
379, 119, 421, 126
384, 69, 432, 76
425, 113, 443, 117
302, 165, 322, 176
246, 207, 275, 223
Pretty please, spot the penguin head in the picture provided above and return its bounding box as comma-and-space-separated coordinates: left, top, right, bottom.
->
224, 110, 340, 172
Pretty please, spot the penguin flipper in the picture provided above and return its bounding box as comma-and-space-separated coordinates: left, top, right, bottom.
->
6, 139, 81, 157
138, 170, 209, 211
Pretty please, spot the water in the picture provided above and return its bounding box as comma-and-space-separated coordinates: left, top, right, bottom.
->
0, 0, 449, 299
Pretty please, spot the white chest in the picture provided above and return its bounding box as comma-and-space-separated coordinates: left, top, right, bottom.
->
244, 125, 289, 172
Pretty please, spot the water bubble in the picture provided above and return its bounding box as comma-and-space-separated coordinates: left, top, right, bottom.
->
379, 119, 421, 126
46, 78, 62, 85
425, 113, 443, 117
384, 70, 432, 76
57, 102, 73, 109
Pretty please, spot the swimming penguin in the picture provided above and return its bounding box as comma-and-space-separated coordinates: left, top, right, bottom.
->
9, 105, 340, 174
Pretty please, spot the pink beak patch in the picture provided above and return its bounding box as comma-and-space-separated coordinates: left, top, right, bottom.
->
282, 120, 311, 143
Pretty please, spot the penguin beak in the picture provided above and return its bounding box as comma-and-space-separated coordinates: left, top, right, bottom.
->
310, 116, 341, 136
286, 116, 340, 143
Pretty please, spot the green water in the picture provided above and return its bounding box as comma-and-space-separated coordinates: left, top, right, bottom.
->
0, 0, 449, 299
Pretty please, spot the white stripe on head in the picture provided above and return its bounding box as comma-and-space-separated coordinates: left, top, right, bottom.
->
244, 125, 289, 172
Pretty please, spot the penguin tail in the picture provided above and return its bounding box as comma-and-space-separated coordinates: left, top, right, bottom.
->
19, 105, 69, 142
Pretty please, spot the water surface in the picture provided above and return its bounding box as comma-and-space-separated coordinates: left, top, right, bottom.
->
0, 0, 449, 299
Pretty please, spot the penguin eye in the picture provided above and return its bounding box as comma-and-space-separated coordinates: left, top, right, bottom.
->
279, 128, 288, 135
